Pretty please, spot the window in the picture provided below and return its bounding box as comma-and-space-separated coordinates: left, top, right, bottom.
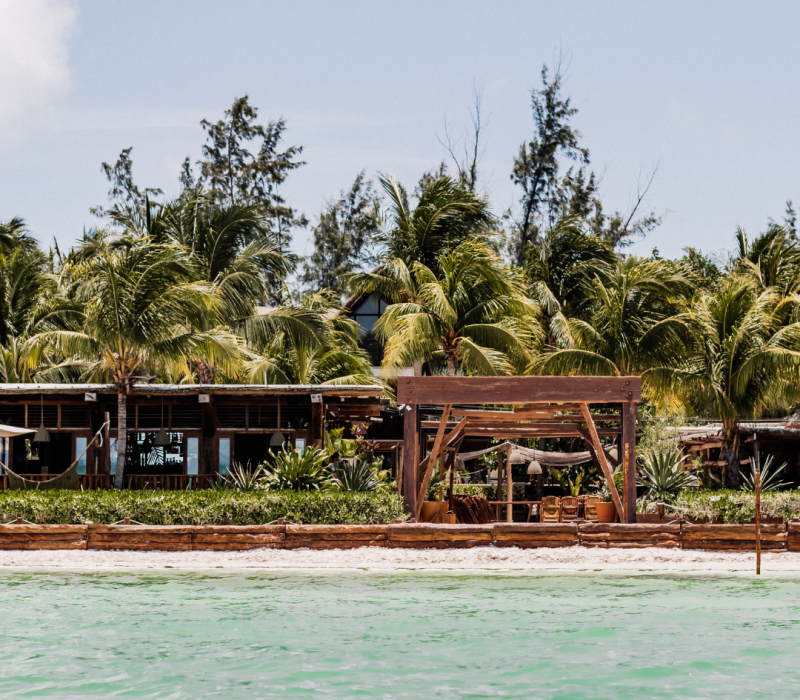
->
75, 437, 87, 475
219, 438, 230, 475
295, 438, 306, 453
110, 438, 118, 475
187, 437, 199, 475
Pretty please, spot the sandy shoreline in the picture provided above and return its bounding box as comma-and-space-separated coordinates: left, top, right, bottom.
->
0, 546, 798, 573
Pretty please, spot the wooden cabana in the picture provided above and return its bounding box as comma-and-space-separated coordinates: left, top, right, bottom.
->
397, 376, 641, 524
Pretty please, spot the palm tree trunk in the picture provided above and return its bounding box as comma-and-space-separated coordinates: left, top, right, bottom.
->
413, 360, 423, 376
446, 358, 455, 376
114, 390, 127, 489
722, 426, 741, 489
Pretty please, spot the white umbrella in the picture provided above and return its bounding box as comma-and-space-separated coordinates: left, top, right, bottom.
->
0, 424, 35, 438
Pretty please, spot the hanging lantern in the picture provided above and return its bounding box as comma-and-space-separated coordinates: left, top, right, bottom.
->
508, 446, 528, 464
154, 396, 169, 446
270, 397, 285, 447
526, 460, 542, 475
33, 395, 50, 443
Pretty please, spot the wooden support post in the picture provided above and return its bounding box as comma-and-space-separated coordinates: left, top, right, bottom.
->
580, 404, 624, 521
311, 400, 324, 448
755, 449, 761, 575
622, 401, 637, 524
403, 404, 418, 516
495, 447, 505, 522
396, 444, 403, 496
438, 441, 445, 522
505, 446, 513, 523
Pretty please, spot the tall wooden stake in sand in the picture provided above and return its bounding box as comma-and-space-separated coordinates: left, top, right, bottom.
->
754, 434, 761, 576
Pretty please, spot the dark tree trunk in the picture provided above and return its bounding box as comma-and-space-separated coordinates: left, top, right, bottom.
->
114, 391, 127, 489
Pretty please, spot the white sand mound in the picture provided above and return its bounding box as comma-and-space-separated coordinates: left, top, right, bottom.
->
1, 546, 798, 573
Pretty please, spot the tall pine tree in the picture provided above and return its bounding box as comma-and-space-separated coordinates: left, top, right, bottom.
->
301, 172, 380, 296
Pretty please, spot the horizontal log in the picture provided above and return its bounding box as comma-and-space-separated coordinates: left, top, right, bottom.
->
397, 376, 642, 404
88, 525, 196, 535
88, 533, 192, 543
0, 532, 93, 542
283, 539, 388, 549
389, 532, 492, 542
392, 525, 493, 535
682, 527, 786, 542
0, 540, 87, 550
579, 523, 681, 534
286, 525, 389, 535
0, 524, 88, 535
192, 542, 282, 551
88, 542, 193, 551
494, 523, 578, 534
388, 540, 489, 549
191, 525, 285, 535
581, 540, 680, 549
192, 533, 284, 544
285, 533, 387, 542
493, 532, 578, 542
493, 540, 577, 548
682, 540, 786, 550
579, 532, 680, 542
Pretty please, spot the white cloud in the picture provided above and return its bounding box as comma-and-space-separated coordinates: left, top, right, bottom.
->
0, 0, 76, 147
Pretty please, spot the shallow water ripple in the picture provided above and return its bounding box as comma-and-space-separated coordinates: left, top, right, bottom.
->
0, 572, 799, 698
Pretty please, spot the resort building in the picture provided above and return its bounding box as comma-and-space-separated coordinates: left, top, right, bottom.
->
0, 383, 397, 488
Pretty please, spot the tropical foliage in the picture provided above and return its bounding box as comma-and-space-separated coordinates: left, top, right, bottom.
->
637, 448, 696, 501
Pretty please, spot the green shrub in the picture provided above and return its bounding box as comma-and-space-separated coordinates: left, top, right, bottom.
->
265, 446, 331, 491
0, 489, 405, 525
673, 490, 800, 524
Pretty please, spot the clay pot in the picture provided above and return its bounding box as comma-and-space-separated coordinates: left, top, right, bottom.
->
421, 501, 449, 522
595, 501, 617, 524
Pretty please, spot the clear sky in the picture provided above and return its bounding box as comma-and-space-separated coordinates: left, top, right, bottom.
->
1, 0, 799, 260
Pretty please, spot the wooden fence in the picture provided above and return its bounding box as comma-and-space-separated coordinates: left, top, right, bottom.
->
2, 521, 800, 551
0, 474, 215, 491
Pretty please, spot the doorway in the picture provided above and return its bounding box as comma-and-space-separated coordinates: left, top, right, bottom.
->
233, 434, 267, 469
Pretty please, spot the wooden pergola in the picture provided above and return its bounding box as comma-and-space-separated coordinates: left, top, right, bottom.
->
397, 376, 642, 524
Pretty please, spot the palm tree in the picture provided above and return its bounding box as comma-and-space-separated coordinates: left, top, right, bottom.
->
243, 292, 379, 386
376, 173, 495, 272
525, 219, 617, 342
372, 240, 539, 377
110, 191, 323, 383
732, 225, 800, 295
649, 276, 800, 485
27, 232, 243, 487
533, 257, 694, 389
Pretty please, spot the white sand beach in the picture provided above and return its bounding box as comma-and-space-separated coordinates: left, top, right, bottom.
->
0, 546, 798, 572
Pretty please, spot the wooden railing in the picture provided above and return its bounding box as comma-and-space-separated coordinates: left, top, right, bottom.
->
0, 474, 217, 491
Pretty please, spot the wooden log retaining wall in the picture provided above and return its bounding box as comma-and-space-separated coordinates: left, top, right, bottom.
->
2, 521, 800, 551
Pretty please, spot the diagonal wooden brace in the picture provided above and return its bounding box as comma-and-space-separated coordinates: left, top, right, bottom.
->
414, 404, 453, 519
580, 403, 624, 521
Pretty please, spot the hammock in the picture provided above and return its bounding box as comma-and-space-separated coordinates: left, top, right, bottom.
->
0, 422, 108, 491
452, 441, 618, 470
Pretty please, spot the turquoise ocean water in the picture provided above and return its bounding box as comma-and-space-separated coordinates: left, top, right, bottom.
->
1, 570, 798, 698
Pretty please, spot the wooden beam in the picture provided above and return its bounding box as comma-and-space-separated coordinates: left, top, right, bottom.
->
402, 405, 418, 516
622, 401, 637, 524
443, 417, 469, 447
505, 447, 513, 523
415, 404, 452, 519
580, 403, 624, 521
397, 376, 642, 405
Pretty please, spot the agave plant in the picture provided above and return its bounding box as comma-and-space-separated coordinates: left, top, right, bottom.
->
222, 461, 268, 491
333, 458, 380, 492
637, 448, 696, 500
265, 446, 331, 491
740, 454, 792, 492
